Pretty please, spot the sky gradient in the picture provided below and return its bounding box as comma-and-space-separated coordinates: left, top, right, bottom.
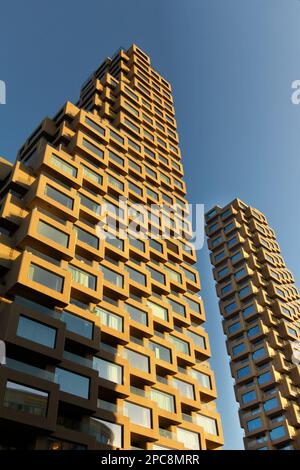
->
1, 0, 300, 449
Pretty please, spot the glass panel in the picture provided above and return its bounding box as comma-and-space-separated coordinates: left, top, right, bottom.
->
124, 401, 151, 428
17, 316, 56, 348
147, 300, 168, 321
191, 370, 211, 389
85, 117, 105, 135
28, 263, 64, 292
95, 307, 123, 332
88, 418, 122, 448
177, 428, 200, 450
82, 138, 104, 158
55, 368, 90, 399
151, 389, 175, 412
123, 348, 149, 372
125, 304, 147, 325
196, 414, 218, 435
45, 185, 73, 209
100, 266, 123, 288
169, 335, 190, 355
173, 378, 194, 400
83, 165, 103, 185
4, 381, 48, 417
37, 220, 69, 247
61, 311, 93, 339
80, 194, 101, 215
126, 266, 146, 285
68, 265, 96, 290
75, 226, 99, 249
93, 357, 122, 384
51, 154, 77, 177
149, 341, 171, 362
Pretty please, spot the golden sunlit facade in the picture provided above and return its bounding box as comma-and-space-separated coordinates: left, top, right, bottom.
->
0, 45, 223, 450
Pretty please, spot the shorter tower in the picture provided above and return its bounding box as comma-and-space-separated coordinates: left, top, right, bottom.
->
205, 198, 300, 450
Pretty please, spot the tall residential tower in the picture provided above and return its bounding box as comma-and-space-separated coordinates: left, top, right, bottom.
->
0, 45, 223, 450
206, 198, 300, 450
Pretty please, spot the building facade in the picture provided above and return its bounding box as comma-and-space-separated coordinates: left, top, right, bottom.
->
206, 198, 300, 450
0, 45, 223, 450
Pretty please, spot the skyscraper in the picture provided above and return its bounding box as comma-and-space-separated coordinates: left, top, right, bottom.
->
0, 44, 223, 450
206, 198, 300, 450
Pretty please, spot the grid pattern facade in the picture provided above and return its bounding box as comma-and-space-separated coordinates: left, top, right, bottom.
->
0, 44, 223, 450
206, 198, 300, 450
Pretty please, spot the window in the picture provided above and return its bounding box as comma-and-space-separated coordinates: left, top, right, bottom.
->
148, 266, 165, 285
126, 266, 146, 286
191, 370, 212, 389
95, 307, 123, 332
217, 266, 229, 278
93, 357, 122, 384
177, 428, 200, 450
123, 348, 149, 373
242, 390, 257, 404
196, 414, 218, 436
212, 236, 222, 247
100, 266, 123, 288
224, 301, 237, 314
124, 401, 151, 428
61, 311, 93, 339
247, 417, 262, 432
169, 299, 186, 317
68, 265, 96, 290
51, 154, 77, 177
45, 185, 73, 209
82, 138, 104, 158
169, 335, 190, 355
147, 300, 168, 321
231, 251, 242, 263
235, 267, 247, 280
221, 283, 232, 295
252, 347, 266, 360
108, 174, 124, 191
83, 166, 103, 185
263, 397, 279, 412
239, 285, 251, 298
166, 267, 182, 284
232, 343, 246, 356
29, 264, 64, 292
184, 297, 200, 313
75, 226, 99, 249
270, 426, 286, 441
109, 151, 124, 167
55, 368, 90, 399
228, 321, 241, 334
17, 316, 56, 349
37, 220, 69, 247
215, 251, 225, 262
4, 381, 48, 417
150, 341, 171, 362
89, 418, 122, 448
79, 194, 101, 215
128, 181, 142, 196
187, 330, 206, 349
258, 371, 272, 385
85, 116, 105, 135
237, 365, 251, 379
125, 304, 148, 325
150, 389, 175, 412
248, 325, 260, 337
173, 378, 194, 400
243, 304, 255, 318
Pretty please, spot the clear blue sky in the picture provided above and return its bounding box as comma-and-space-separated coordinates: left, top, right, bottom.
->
1, 0, 300, 449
